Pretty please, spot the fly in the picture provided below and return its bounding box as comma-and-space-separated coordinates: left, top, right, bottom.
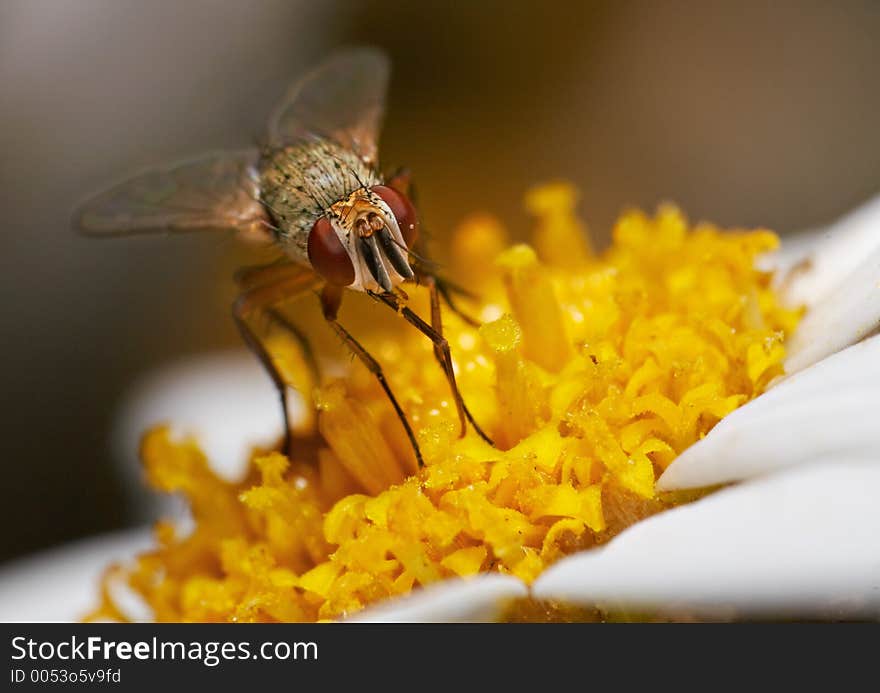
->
73, 48, 492, 466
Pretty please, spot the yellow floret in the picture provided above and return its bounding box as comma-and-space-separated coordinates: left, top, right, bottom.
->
86, 183, 800, 623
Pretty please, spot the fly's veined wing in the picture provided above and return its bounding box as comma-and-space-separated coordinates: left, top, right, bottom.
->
268, 47, 390, 165
74, 150, 266, 237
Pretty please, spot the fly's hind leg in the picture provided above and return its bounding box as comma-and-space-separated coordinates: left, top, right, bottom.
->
232, 263, 321, 456
320, 286, 424, 467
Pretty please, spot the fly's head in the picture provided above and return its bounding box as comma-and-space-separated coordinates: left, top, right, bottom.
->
307, 185, 419, 293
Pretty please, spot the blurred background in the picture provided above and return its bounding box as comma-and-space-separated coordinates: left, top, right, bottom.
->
1, 0, 879, 563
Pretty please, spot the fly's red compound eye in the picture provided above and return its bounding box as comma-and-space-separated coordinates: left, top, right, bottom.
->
371, 185, 419, 247
307, 217, 355, 286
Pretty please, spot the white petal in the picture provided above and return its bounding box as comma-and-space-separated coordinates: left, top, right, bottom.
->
785, 256, 880, 374
535, 461, 880, 618
658, 334, 880, 490
772, 194, 880, 309
348, 575, 528, 623
782, 197, 880, 374
115, 350, 297, 485
758, 227, 824, 282
0, 528, 153, 622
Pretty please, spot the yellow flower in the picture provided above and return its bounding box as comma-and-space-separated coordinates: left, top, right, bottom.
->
84, 181, 810, 622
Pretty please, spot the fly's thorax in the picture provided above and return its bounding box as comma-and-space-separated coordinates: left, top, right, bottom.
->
258, 139, 380, 263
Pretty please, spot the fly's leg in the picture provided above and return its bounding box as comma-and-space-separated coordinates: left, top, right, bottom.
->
232, 302, 293, 454
383, 176, 487, 438
427, 272, 481, 328
426, 274, 448, 372
370, 284, 494, 446
320, 286, 424, 467
424, 276, 493, 444
232, 264, 321, 455
265, 308, 320, 388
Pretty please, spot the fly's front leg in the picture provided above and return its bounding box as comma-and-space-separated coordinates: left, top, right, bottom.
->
232, 264, 321, 456
371, 286, 494, 446
432, 274, 481, 328
410, 257, 481, 328
320, 286, 424, 467
424, 276, 493, 445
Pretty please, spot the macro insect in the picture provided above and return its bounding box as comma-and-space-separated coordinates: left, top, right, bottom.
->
74, 48, 492, 466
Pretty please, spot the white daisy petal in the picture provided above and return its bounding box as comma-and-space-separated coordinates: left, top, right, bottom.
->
758, 227, 824, 282
348, 575, 527, 623
116, 350, 296, 485
534, 461, 880, 619
781, 196, 880, 374
785, 255, 880, 374
772, 194, 880, 309
658, 334, 880, 490
0, 528, 153, 622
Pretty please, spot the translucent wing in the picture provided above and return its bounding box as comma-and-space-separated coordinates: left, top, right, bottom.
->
268, 47, 390, 165
74, 149, 266, 237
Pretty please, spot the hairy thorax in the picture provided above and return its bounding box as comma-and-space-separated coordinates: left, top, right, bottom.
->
258, 139, 381, 264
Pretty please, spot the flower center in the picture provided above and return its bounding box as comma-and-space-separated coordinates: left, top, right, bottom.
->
88, 182, 800, 623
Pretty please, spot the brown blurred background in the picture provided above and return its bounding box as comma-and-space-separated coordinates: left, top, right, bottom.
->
1, 0, 878, 563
